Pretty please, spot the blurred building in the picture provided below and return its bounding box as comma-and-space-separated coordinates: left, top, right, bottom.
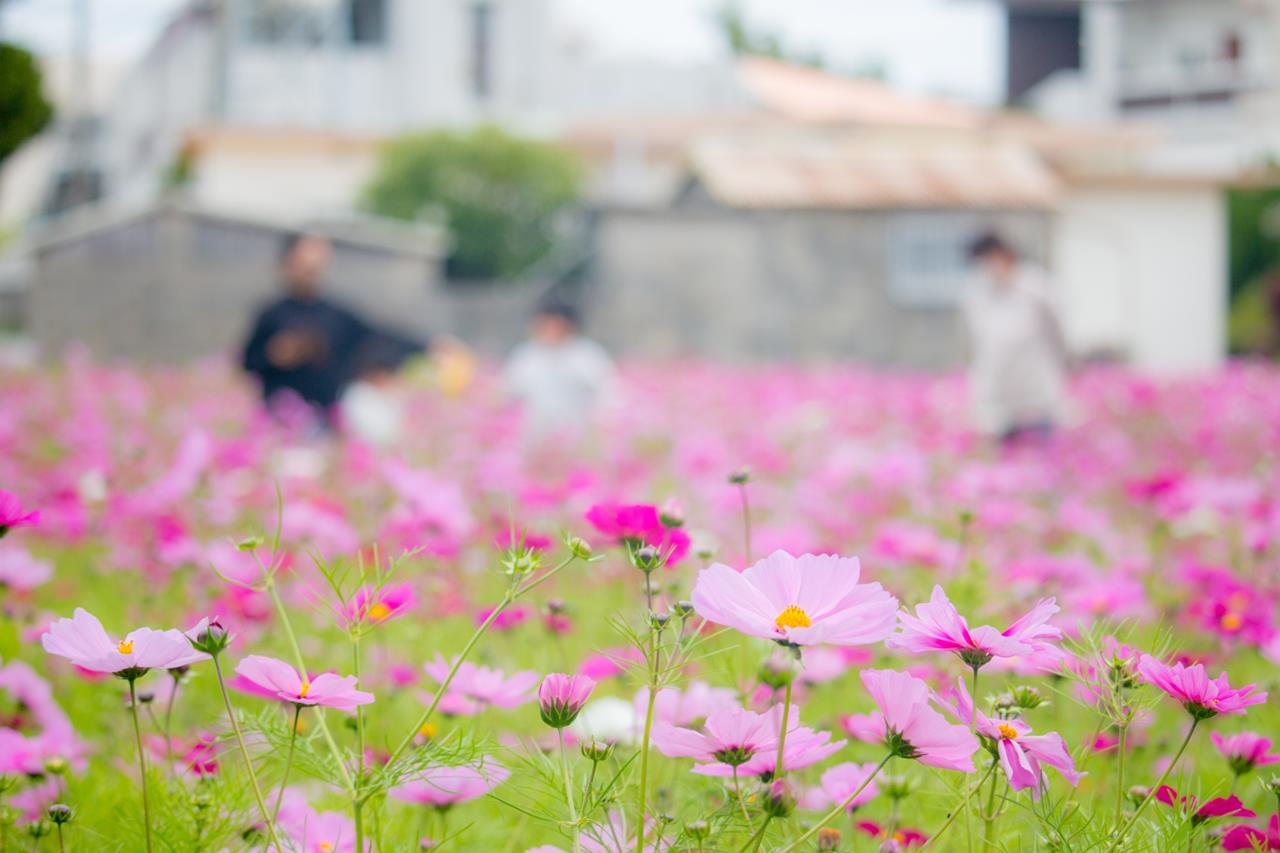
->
997, 0, 1278, 174
574, 59, 1227, 372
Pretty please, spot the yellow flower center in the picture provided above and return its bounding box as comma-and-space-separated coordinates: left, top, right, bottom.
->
997, 723, 1020, 740
775, 605, 812, 631
299, 680, 311, 698
369, 601, 391, 621
117, 640, 134, 655
319, 844, 334, 852
419, 722, 439, 739
1221, 612, 1243, 631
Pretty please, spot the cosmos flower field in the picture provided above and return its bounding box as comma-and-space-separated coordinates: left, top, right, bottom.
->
1, 356, 1279, 852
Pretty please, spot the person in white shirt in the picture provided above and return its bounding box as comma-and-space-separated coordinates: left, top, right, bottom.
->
503, 299, 617, 436
961, 232, 1069, 443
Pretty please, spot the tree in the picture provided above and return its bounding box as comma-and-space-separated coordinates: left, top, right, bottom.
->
361, 126, 583, 281
0, 42, 54, 171
714, 3, 826, 69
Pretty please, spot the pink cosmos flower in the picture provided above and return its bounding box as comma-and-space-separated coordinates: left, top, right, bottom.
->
653, 703, 844, 778
423, 656, 538, 715
41, 608, 207, 676
234, 655, 373, 711
651, 704, 777, 771
1212, 731, 1280, 776
1137, 655, 1267, 719
538, 673, 595, 728
940, 677, 1083, 797
339, 583, 416, 627
635, 682, 738, 727
474, 603, 529, 631
585, 502, 691, 566
0, 490, 39, 537
1223, 814, 1280, 851
391, 760, 510, 806
840, 711, 887, 744
0, 546, 52, 591
888, 586, 1061, 670
691, 551, 898, 646
277, 790, 360, 853
860, 669, 978, 772
813, 762, 881, 812
1155, 785, 1255, 824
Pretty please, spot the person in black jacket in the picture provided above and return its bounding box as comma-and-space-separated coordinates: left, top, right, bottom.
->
242, 233, 391, 416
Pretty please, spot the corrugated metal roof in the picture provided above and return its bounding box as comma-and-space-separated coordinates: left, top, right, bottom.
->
737, 57, 988, 130
691, 133, 1062, 210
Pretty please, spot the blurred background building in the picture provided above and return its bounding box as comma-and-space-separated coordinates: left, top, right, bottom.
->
1, 0, 1278, 371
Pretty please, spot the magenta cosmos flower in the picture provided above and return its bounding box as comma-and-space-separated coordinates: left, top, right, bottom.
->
691, 551, 898, 647
234, 655, 373, 711
538, 673, 595, 728
0, 490, 39, 538
41, 608, 207, 677
1155, 785, 1255, 825
1223, 815, 1280, 851
390, 759, 510, 807
860, 669, 978, 772
1137, 655, 1267, 719
0, 546, 52, 591
888, 586, 1061, 670
1212, 731, 1280, 776
585, 502, 691, 566
941, 677, 1082, 797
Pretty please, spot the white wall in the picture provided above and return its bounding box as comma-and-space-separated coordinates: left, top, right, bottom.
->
190, 142, 378, 220
1054, 184, 1226, 372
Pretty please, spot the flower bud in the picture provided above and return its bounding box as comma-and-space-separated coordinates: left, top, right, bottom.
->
546, 598, 567, 615
26, 820, 51, 839
137, 691, 155, 705
649, 611, 670, 631
817, 827, 842, 851
538, 673, 595, 729
1265, 775, 1280, 796
880, 774, 914, 801
659, 500, 685, 528
761, 779, 795, 818
728, 468, 751, 485
673, 600, 695, 619
581, 738, 614, 763
190, 618, 231, 656
0, 805, 15, 827
1127, 785, 1150, 807
47, 804, 72, 825
43, 756, 68, 777
632, 545, 663, 572
236, 536, 263, 552
686, 820, 710, 841
1010, 685, 1046, 710
566, 536, 593, 560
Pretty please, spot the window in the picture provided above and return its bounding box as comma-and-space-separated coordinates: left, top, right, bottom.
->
242, 0, 326, 46
470, 3, 493, 99
349, 0, 386, 45
886, 215, 975, 308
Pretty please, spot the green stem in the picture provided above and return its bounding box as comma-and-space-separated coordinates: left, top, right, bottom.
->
582, 752, 600, 811
273, 705, 302, 821
1111, 719, 1200, 850
56, 824, 64, 853
559, 728, 581, 853
163, 674, 181, 768
743, 815, 772, 853
352, 633, 366, 852
772, 681, 794, 782
212, 655, 284, 852
920, 761, 999, 849
966, 666, 980, 853
636, 628, 660, 853
774, 753, 891, 853
737, 483, 752, 565
127, 679, 154, 853
1114, 724, 1128, 827
732, 765, 751, 824
981, 759, 1001, 849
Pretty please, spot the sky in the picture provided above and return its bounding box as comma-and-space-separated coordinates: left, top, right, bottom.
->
0, 0, 1005, 103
